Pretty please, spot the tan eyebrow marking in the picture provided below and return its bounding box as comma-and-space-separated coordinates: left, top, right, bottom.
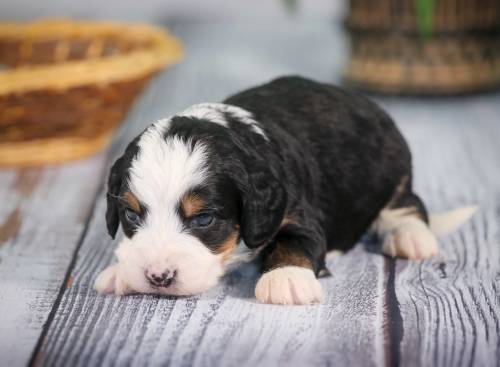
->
123, 191, 141, 213
181, 193, 207, 217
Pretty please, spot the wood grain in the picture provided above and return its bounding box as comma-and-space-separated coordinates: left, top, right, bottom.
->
382, 98, 500, 367
0, 159, 107, 367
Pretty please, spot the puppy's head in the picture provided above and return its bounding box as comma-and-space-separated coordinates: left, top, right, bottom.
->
105, 106, 286, 296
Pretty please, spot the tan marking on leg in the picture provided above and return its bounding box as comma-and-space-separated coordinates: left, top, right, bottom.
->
181, 193, 206, 217
386, 174, 410, 207
265, 242, 313, 270
123, 191, 141, 213
395, 175, 410, 195
280, 214, 297, 228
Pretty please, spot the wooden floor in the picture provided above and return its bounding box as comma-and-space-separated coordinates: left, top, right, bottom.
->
1, 22, 499, 367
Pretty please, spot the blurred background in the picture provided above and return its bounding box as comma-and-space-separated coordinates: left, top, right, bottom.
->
0, 0, 341, 22
1, 0, 499, 166
1, 0, 500, 167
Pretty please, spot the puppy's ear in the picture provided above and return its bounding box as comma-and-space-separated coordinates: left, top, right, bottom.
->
239, 164, 287, 248
105, 157, 125, 239
105, 137, 140, 239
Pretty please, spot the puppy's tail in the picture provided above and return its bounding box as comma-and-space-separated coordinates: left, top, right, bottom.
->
429, 205, 478, 237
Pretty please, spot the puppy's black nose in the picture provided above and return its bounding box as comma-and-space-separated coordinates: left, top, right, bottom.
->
146, 270, 176, 288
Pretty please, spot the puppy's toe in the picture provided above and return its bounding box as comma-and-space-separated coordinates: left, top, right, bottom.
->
383, 222, 439, 260
255, 266, 324, 305
94, 264, 131, 295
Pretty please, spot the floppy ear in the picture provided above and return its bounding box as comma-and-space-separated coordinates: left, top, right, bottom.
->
105, 137, 140, 239
105, 156, 126, 239
239, 164, 287, 248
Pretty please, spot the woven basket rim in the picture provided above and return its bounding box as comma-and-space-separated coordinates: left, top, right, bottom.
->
0, 127, 113, 166
0, 19, 183, 95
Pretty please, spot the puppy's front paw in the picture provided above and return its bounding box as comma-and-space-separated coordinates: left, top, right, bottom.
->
383, 221, 438, 260
94, 264, 131, 296
255, 266, 324, 305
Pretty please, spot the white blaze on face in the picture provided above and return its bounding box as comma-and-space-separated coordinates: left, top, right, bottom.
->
115, 120, 224, 296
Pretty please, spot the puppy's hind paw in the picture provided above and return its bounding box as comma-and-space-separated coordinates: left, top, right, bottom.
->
383, 221, 439, 260
94, 264, 131, 296
255, 266, 324, 305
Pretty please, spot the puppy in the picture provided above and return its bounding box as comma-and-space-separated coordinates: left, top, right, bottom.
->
95, 76, 475, 305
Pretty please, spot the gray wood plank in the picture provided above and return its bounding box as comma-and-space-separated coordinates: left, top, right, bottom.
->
35, 22, 387, 367
0, 158, 107, 367
377, 98, 500, 367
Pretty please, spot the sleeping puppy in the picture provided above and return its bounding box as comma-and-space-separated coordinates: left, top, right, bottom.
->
95, 76, 475, 305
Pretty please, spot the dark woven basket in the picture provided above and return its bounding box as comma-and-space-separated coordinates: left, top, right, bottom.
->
344, 0, 500, 95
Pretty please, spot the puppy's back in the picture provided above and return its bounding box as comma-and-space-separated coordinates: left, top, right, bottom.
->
225, 76, 412, 250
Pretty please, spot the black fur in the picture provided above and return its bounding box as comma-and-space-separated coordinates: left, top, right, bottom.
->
105, 136, 140, 239
106, 76, 425, 277
223, 76, 415, 273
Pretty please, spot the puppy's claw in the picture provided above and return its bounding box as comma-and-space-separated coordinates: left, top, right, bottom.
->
255, 266, 324, 305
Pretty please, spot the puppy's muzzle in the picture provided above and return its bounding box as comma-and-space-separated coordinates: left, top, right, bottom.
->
145, 269, 177, 288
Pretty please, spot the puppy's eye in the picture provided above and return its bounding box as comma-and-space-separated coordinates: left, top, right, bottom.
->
190, 213, 214, 228
124, 208, 141, 225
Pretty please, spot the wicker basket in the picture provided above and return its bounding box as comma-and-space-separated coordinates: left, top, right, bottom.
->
344, 0, 500, 95
0, 19, 183, 167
